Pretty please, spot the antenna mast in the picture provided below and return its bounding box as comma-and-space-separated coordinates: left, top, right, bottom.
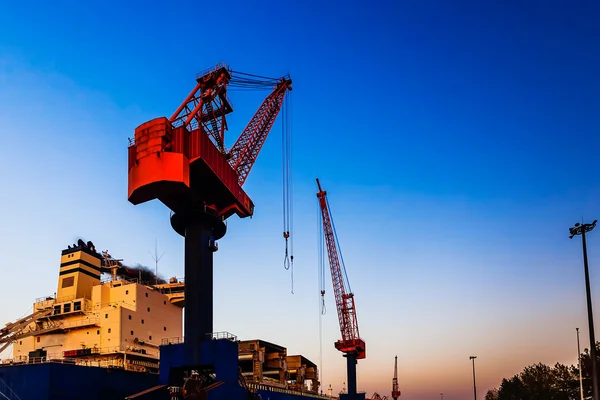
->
149, 238, 165, 285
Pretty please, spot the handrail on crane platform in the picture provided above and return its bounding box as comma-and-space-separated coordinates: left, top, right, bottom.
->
161, 331, 238, 346
196, 62, 229, 80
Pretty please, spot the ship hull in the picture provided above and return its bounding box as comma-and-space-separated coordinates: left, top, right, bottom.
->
0, 363, 157, 400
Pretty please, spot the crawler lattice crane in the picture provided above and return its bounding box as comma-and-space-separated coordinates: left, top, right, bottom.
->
392, 356, 401, 400
127, 64, 292, 371
316, 178, 366, 400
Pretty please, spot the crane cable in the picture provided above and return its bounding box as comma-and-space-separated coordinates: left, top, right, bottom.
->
318, 193, 326, 392
229, 70, 281, 89
227, 68, 295, 293
282, 90, 294, 294
228, 70, 287, 91
318, 197, 326, 315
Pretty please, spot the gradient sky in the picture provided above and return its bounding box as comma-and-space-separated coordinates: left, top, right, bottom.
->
1, 1, 599, 398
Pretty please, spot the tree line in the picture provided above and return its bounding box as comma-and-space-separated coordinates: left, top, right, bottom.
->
485, 342, 600, 400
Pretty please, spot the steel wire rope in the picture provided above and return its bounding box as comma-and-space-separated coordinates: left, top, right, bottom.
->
281, 91, 294, 294
317, 192, 326, 393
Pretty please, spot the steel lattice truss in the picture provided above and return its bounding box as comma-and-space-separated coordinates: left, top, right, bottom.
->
317, 179, 365, 358
169, 65, 233, 153
228, 80, 290, 185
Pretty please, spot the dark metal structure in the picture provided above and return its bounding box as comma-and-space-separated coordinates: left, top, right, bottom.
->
391, 356, 400, 400
469, 356, 477, 400
127, 64, 292, 392
570, 220, 598, 400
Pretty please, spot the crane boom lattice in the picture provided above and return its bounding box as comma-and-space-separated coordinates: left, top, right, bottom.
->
228, 78, 291, 186
316, 178, 365, 359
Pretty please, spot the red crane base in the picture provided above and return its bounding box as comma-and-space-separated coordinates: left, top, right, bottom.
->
127, 118, 254, 220
335, 338, 366, 360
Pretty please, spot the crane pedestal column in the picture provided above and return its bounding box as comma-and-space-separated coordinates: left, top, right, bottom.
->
340, 353, 364, 400
347, 353, 357, 396
171, 210, 226, 365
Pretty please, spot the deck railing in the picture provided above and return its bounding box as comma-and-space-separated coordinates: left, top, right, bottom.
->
247, 382, 334, 400
8, 344, 158, 366
209, 331, 237, 341
6, 356, 152, 372
59, 317, 99, 330
161, 331, 238, 346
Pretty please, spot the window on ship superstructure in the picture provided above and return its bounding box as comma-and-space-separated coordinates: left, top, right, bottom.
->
74, 301, 81, 311
63, 303, 71, 313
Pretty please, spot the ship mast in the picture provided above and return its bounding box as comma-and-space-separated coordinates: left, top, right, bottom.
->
101, 251, 123, 283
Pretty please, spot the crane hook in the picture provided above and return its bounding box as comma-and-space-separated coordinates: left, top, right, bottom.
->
283, 233, 294, 294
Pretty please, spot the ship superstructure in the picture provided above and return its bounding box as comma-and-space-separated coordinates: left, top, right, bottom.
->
4, 240, 183, 373
0, 240, 325, 399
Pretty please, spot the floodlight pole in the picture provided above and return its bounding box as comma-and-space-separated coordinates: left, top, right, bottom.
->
469, 356, 477, 400
571, 220, 598, 400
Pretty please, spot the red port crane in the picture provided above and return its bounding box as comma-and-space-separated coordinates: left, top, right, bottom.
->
316, 178, 366, 400
127, 64, 292, 367
128, 63, 292, 220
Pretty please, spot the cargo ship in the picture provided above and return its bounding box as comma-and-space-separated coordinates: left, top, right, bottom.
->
0, 240, 326, 400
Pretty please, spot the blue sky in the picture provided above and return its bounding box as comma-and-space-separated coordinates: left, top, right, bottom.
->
0, 0, 599, 398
